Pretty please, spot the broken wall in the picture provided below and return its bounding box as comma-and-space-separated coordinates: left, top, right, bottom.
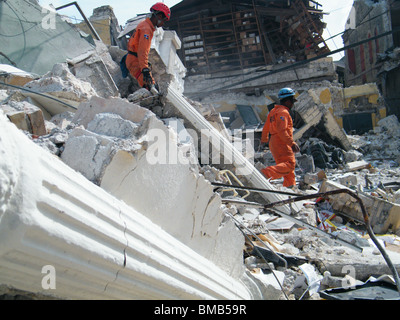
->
0, 0, 95, 76
342, 0, 391, 86
75, 5, 125, 48
184, 58, 337, 99
297, 83, 386, 135
342, 0, 400, 120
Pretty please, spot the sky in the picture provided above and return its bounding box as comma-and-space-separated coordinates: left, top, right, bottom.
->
39, 0, 354, 61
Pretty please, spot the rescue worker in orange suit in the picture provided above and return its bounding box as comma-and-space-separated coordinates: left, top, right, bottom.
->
126, 3, 171, 91
260, 88, 300, 188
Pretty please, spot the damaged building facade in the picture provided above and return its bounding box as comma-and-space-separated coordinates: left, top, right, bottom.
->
0, 0, 400, 301
342, 0, 400, 120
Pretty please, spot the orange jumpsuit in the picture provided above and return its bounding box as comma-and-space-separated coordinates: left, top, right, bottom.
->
126, 17, 156, 87
260, 104, 296, 187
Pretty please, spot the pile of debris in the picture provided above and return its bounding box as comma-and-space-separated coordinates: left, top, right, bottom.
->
1, 2, 400, 300
3, 66, 400, 301
227, 113, 400, 299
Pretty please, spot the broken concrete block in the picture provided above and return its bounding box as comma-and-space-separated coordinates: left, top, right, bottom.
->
345, 160, 372, 172
3, 109, 29, 132
62, 96, 246, 278
337, 173, 359, 187
303, 170, 326, 186
26, 107, 47, 136
304, 173, 319, 185
377, 115, 400, 136
2, 101, 46, 136
50, 111, 75, 130
98, 137, 245, 278
25, 63, 97, 101
320, 271, 363, 290
72, 96, 153, 131
344, 149, 363, 162
249, 268, 286, 299
61, 128, 116, 184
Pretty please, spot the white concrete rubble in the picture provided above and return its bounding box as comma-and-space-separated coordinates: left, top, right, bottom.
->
0, 112, 268, 300
23, 63, 97, 116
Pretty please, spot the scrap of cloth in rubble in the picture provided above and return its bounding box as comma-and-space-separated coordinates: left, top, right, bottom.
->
261, 104, 296, 187
126, 17, 156, 87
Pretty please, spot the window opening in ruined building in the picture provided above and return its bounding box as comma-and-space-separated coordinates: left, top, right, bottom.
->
342, 112, 373, 134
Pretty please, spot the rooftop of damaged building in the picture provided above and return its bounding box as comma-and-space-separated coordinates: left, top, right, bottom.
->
1, 0, 400, 301
168, 0, 329, 76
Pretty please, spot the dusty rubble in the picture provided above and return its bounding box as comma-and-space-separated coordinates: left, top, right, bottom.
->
1, 7, 400, 298
2, 59, 400, 299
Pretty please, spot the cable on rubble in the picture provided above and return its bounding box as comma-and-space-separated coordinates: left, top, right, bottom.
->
215, 182, 400, 295
223, 210, 290, 300
0, 79, 78, 110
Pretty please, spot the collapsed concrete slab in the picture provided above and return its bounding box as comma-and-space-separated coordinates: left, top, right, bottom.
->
183, 58, 337, 98
293, 90, 352, 151
0, 111, 270, 300
60, 96, 252, 281
23, 63, 97, 117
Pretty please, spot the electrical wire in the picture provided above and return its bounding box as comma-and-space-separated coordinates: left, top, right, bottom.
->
0, 79, 78, 111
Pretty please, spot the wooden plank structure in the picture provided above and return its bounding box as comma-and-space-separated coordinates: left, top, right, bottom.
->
168, 0, 330, 75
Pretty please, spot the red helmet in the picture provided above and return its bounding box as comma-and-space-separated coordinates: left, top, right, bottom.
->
150, 2, 171, 21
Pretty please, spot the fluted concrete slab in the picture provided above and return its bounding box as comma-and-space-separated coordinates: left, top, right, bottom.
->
0, 112, 265, 299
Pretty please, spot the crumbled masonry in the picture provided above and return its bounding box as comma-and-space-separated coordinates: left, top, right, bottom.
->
0, 1, 400, 300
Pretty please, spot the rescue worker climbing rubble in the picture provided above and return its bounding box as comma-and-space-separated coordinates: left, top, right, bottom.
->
260, 88, 300, 188
125, 2, 171, 92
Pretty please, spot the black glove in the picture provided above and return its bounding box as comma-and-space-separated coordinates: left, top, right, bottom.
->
260, 142, 268, 149
142, 68, 153, 86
